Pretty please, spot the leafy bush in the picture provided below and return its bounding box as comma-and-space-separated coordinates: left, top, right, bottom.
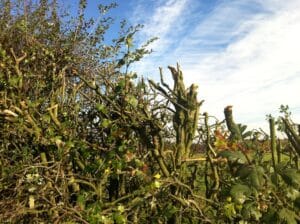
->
0, 1, 299, 223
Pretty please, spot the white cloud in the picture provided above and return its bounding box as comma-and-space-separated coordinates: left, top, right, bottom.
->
184, 1, 300, 130
130, 0, 190, 76
131, 0, 300, 131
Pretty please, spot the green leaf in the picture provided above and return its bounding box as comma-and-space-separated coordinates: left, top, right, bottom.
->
230, 184, 251, 205
279, 168, 300, 188
248, 165, 265, 189
237, 165, 252, 179
97, 215, 113, 224
126, 95, 138, 108
262, 208, 278, 223
163, 204, 178, 219
237, 124, 253, 139
238, 124, 247, 134
126, 36, 133, 48
101, 119, 111, 128
286, 188, 300, 201
294, 197, 300, 208
8, 76, 20, 87
224, 203, 236, 220
113, 213, 126, 224
271, 173, 278, 186
242, 131, 252, 139
117, 58, 126, 68
115, 80, 125, 92
42, 114, 51, 123
116, 36, 125, 44
241, 202, 254, 220
96, 104, 107, 113
251, 209, 262, 221
77, 194, 86, 210
240, 202, 263, 222
279, 208, 297, 224
218, 151, 247, 164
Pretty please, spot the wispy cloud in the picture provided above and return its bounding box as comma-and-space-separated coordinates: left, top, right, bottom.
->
130, 0, 300, 130
136, 0, 189, 38
183, 0, 300, 129
130, 0, 191, 75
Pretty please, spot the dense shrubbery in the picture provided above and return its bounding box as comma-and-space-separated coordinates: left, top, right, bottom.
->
1, 1, 299, 223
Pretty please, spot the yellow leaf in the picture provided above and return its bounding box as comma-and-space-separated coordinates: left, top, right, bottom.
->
104, 168, 110, 174
29, 195, 35, 209
126, 37, 133, 47
154, 180, 161, 188
117, 205, 125, 213
153, 173, 161, 179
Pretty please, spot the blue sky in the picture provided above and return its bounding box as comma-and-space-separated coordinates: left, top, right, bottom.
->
65, 0, 300, 130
